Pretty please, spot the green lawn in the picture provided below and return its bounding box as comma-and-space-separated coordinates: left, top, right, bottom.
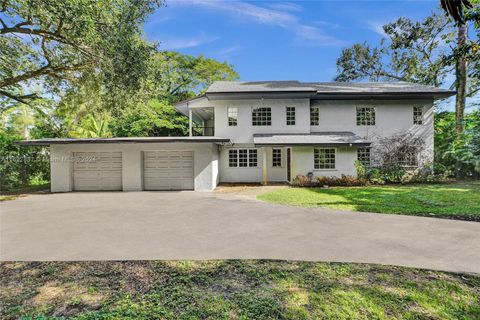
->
0, 261, 479, 320
258, 182, 480, 221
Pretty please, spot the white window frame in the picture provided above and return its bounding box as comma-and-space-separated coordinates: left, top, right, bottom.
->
413, 106, 423, 125
272, 148, 282, 167
286, 107, 295, 126
357, 147, 371, 166
314, 148, 336, 170
228, 149, 258, 168
252, 107, 271, 126
356, 107, 376, 126
310, 107, 319, 126
228, 107, 238, 126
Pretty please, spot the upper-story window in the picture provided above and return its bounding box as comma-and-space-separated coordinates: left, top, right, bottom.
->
228, 107, 238, 126
413, 106, 423, 125
356, 107, 376, 126
286, 107, 295, 125
272, 148, 282, 167
252, 107, 271, 126
314, 148, 336, 169
310, 107, 319, 126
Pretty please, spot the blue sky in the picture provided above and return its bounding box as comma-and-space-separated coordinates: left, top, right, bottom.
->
143, 0, 478, 111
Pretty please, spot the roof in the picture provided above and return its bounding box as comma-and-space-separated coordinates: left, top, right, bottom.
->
206, 81, 455, 98
16, 137, 231, 146
253, 132, 371, 147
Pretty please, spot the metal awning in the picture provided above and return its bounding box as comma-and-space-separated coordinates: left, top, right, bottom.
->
253, 132, 370, 147
15, 136, 231, 146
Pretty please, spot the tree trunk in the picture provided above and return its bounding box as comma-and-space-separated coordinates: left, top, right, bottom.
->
455, 22, 468, 179
455, 23, 467, 135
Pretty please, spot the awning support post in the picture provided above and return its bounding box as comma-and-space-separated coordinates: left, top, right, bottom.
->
262, 147, 268, 185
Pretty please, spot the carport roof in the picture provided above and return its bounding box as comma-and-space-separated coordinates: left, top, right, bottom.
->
16, 136, 231, 146
253, 132, 371, 147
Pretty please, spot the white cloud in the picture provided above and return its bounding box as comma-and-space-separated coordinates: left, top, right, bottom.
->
169, 0, 344, 46
158, 33, 219, 49
267, 2, 303, 13
364, 20, 387, 37
217, 44, 241, 56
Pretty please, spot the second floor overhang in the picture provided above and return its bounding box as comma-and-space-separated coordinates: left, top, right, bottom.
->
253, 132, 371, 147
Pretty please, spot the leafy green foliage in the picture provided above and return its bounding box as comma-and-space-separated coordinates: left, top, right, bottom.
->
0, 0, 162, 108
435, 110, 480, 177
0, 131, 49, 191
110, 100, 188, 137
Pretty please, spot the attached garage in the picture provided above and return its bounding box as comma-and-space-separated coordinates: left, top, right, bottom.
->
73, 152, 122, 191
143, 150, 194, 190
16, 137, 228, 192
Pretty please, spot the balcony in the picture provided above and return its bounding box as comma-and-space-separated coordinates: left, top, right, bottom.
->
192, 126, 214, 136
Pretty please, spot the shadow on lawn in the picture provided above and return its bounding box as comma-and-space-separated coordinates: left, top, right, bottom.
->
304, 184, 480, 222
1, 261, 479, 319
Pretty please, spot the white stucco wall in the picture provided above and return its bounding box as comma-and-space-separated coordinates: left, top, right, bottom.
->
310, 99, 434, 164
213, 98, 311, 143
49, 142, 219, 192
291, 146, 357, 179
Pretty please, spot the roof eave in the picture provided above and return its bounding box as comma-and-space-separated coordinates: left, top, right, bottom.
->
15, 137, 231, 146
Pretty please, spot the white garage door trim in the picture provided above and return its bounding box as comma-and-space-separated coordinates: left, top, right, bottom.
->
73, 152, 122, 191
143, 150, 194, 190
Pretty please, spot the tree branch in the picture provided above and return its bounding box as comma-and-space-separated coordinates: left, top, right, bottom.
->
0, 90, 37, 105
0, 62, 90, 89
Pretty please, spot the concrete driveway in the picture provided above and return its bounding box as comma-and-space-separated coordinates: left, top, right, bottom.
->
1, 191, 479, 274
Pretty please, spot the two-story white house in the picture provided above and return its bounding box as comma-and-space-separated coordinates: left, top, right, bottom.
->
19, 81, 454, 192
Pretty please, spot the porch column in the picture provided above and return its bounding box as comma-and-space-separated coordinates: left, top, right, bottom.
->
188, 108, 193, 137
262, 147, 268, 185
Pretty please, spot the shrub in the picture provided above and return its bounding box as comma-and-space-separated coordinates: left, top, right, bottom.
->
291, 174, 367, 187
0, 132, 50, 192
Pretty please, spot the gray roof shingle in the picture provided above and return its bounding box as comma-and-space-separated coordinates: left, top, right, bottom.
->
207, 81, 455, 96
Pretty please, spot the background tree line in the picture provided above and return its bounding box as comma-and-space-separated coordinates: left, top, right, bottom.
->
0, 0, 479, 191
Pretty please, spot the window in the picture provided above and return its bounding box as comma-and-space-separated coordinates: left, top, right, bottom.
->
228, 107, 238, 126
228, 149, 258, 167
356, 107, 376, 126
228, 150, 237, 167
357, 147, 371, 166
272, 148, 282, 167
413, 106, 423, 125
238, 149, 248, 167
400, 151, 418, 167
310, 107, 319, 126
249, 149, 258, 167
252, 107, 271, 126
314, 148, 336, 169
286, 107, 295, 125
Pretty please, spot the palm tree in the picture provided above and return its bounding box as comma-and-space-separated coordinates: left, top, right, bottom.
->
69, 114, 112, 138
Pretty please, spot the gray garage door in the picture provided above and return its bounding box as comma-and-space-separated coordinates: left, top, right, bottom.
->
73, 152, 122, 191
143, 151, 194, 190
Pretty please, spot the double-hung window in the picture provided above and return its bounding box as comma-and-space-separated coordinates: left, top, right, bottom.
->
356, 107, 375, 126
357, 147, 371, 166
272, 148, 282, 167
286, 107, 295, 125
314, 148, 336, 169
229, 149, 258, 167
310, 107, 319, 126
252, 107, 271, 126
228, 107, 238, 126
413, 106, 423, 125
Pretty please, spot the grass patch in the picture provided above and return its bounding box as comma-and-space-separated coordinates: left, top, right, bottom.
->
0, 183, 50, 201
257, 182, 480, 221
0, 261, 479, 319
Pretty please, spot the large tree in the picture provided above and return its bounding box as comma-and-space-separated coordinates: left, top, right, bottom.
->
0, 0, 162, 110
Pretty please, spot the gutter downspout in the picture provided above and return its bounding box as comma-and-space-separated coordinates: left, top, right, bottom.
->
188, 106, 193, 137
